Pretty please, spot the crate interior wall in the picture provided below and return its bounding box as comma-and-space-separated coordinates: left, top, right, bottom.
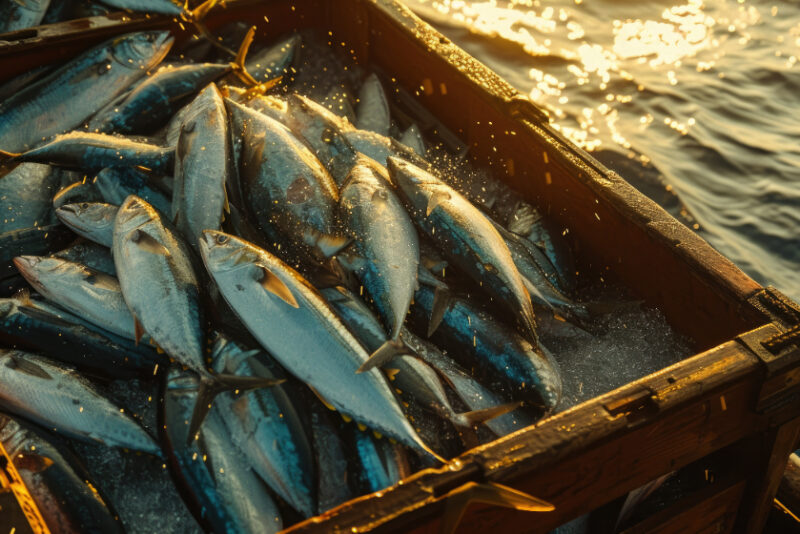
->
0, 1, 799, 532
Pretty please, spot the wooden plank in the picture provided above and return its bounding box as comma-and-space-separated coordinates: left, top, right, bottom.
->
735, 418, 800, 533
286, 342, 764, 533
619, 479, 744, 534
777, 454, 800, 515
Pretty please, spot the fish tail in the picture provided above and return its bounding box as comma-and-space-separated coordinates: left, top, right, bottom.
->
427, 285, 451, 338
229, 26, 283, 94
356, 338, 410, 373
187, 0, 219, 22
185, 372, 285, 446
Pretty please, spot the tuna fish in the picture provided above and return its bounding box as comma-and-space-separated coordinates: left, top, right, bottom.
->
56, 202, 117, 248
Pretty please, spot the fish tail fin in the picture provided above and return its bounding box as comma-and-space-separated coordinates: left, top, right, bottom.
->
186, 372, 285, 446
187, 0, 219, 22
356, 338, 410, 373
452, 402, 522, 429
228, 25, 283, 94
440, 482, 554, 534
427, 285, 451, 338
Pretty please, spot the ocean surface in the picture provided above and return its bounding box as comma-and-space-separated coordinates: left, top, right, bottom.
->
406, 0, 800, 301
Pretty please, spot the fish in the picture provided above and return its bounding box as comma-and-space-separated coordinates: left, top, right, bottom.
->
0, 31, 173, 152
355, 73, 391, 136
172, 84, 230, 252
0, 0, 51, 33
490, 216, 592, 328
0, 349, 161, 454
0, 293, 164, 379
244, 33, 301, 84
339, 159, 419, 366
346, 422, 411, 495
6, 132, 174, 174
409, 283, 562, 413
87, 63, 231, 135
285, 94, 425, 186
112, 195, 205, 369
94, 167, 172, 215
113, 195, 276, 439
52, 241, 117, 276
283, 93, 360, 186
55, 202, 117, 248
160, 367, 284, 534
13, 255, 138, 341
199, 230, 442, 460
210, 335, 316, 518
52, 180, 103, 210
0, 163, 61, 234
226, 98, 347, 260
388, 156, 539, 345
0, 412, 125, 533
307, 397, 356, 514
321, 284, 517, 433
400, 124, 426, 157
400, 329, 535, 438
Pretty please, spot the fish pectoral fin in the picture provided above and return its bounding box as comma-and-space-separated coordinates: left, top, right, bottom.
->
427, 286, 451, 338
131, 229, 170, 256
315, 233, 353, 259
7, 355, 51, 380
257, 265, 299, 308
440, 482, 554, 534
454, 402, 522, 429
85, 272, 120, 292
426, 191, 451, 217
133, 316, 145, 346
357, 338, 410, 373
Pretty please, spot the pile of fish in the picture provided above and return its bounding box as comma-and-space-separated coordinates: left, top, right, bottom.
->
0, 16, 612, 534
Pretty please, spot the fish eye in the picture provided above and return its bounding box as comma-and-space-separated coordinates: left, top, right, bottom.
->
216, 234, 230, 245
81, 203, 89, 210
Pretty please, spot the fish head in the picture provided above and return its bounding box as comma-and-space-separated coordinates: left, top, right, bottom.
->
386, 157, 446, 212
199, 230, 261, 277
286, 94, 349, 146
112, 31, 174, 71
12, 256, 72, 294
56, 202, 116, 232
114, 195, 157, 235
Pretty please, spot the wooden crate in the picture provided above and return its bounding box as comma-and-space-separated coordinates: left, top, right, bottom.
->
1, 1, 799, 532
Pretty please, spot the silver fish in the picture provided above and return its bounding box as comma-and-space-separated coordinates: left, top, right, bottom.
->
56, 202, 117, 248
0, 349, 160, 454
112, 195, 204, 371
0, 163, 60, 233
0, 31, 172, 152
97, 0, 182, 15
211, 336, 316, 517
400, 124, 426, 157
226, 86, 287, 123
52, 180, 102, 210
388, 157, 539, 344
244, 33, 301, 84
339, 159, 419, 363
199, 230, 442, 461
226, 99, 345, 259
13, 255, 137, 341
9, 132, 174, 174
94, 167, 172, 215
355, 73, 391, 136
172, 84, 230, 252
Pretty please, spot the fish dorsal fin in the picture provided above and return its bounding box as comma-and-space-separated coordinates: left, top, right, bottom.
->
257, 265, 299, 308
426, 191, 451, 217
427, 286, 451, 338
131, 229, 170, 256
7, 355, 51, 380
133, 315, 145, 346
85, 272, 119, 292
356, 338, 411, 373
